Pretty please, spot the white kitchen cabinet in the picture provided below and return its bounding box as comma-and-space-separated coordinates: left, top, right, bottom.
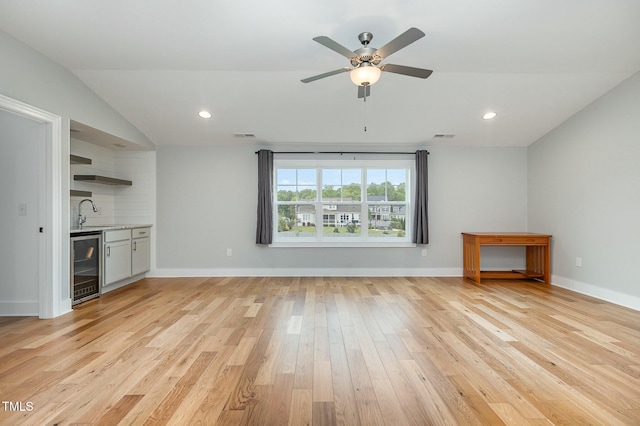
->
131, 227, 151, 275
104, 230, 132, 286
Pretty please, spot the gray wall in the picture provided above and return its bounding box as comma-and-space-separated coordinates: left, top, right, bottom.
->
528, 71, 640, 308
156, 144, 528, 275
0, 31, 154, 151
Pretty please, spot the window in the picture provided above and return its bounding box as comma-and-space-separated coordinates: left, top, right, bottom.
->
273, 159, 414, 246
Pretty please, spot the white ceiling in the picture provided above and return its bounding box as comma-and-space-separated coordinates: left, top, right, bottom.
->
1, 0, 639, 148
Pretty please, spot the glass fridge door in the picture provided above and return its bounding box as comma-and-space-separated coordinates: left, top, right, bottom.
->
71, 234, 101, 305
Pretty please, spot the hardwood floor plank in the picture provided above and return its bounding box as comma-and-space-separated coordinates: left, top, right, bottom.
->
328, 342, 361, 425
0, 276, 639, 425
142, 351, 218, 424
288, 388, 312, 426
312, 401, 337, 426
312, 360, 334, 402
185, 363, 243, 425
371, 378, 410, 426
94, 394, 144, 426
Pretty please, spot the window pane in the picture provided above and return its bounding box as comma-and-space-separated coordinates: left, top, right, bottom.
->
276, 168, 317, 201
297, 169, 316, 185
387, 169, 406, 201
298, 186, 317, 200
322, 185, 341, 200
277, 205, 317, 238
277, 186, 296, 201
322, 169, 341, 186
322, 204, 361, 237
368, 204, 407, 238
322, 168, 361, 201
342, 184, 362, 201
366, 169, 406, 201
367, 169, 387, 201
277, 169, 296, 185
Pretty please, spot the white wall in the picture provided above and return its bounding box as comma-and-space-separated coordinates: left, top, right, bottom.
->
528, 71, 640, 310
154, 144, 528, 276
70, 138, 157, 267
0, 109, 45, 315
70, 139, 117, 227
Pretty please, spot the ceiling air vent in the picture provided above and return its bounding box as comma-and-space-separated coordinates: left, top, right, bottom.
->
433, 133, 455, 139
233, 133, 256, 138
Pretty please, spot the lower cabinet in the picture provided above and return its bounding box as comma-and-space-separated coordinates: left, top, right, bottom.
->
104, 230, 132, 286
103, 227, 151, 288
132, 230, 151, 275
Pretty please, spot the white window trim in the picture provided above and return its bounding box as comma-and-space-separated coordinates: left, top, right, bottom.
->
271, 159, 416, 248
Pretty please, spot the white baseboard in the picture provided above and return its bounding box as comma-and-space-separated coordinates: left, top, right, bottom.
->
101, 272, 147, 294
150, 267, 462, 278
0, 300, 39, 316
552, 275, 640, 311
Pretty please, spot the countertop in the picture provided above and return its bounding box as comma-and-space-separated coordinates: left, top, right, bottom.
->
70, 224, 152, 234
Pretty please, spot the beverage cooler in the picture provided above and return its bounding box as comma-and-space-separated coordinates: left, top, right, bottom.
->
70, 231, 102, 306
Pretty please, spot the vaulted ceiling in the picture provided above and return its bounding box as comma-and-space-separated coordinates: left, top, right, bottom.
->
1, 1, 639, 148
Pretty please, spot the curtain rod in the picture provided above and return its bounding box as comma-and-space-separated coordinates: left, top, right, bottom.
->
255, 150, 428, 155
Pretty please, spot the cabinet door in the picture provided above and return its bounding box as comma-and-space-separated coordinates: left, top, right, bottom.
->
104, 239, 132, 286
131, 237, 150, 276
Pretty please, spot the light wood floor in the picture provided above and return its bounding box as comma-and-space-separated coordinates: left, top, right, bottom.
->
1, 277, 639, 425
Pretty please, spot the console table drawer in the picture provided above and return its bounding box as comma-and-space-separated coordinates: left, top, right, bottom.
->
479, 235, 549, 245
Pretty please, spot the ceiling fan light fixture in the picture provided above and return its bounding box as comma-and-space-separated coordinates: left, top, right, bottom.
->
350, 64, 381, 86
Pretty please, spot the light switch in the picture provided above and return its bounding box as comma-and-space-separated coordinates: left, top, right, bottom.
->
18, 203, 27, 216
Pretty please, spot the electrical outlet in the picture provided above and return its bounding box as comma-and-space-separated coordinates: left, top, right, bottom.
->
575, 257, 582, 267
421, 248, 427, 257
226, 249, 232, 257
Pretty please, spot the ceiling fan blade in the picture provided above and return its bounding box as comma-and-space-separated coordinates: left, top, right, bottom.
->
380, 64, 433, 79
313, 36, 356, 60
375, 28, 425, 59
301, 68, 351, 83
357, 85, 371, 98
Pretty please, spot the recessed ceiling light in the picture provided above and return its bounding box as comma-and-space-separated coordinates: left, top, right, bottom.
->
483, 112, 497, 120
198, 111, 212, 119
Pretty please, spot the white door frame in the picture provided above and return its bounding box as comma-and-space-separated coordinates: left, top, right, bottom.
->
0, 94, 63, 318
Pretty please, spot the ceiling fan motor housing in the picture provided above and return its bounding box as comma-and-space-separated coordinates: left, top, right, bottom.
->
351, 47, 381, 67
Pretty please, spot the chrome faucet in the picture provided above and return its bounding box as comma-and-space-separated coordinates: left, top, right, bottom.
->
78, 198, 98, 228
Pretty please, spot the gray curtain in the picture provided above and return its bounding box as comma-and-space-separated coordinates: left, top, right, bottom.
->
256, 149, 274, 244
413, 150, 429, 244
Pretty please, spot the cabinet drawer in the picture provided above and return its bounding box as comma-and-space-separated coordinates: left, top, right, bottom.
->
104, 229, 131, 242
479, 235, 549, 245
132, 227, 150, 239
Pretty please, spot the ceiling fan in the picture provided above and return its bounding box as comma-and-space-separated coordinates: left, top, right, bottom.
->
301, 27, 433, 99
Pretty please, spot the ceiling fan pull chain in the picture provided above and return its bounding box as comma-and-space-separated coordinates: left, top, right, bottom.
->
363, 93, 367, 132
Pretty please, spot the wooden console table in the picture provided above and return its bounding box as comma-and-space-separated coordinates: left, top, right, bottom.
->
462, 232, 552, 284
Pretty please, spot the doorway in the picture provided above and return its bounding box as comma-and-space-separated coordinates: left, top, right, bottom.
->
0, 94, 64, 318
0, 108, 44, 315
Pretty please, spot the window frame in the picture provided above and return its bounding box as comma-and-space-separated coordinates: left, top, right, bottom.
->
271, 158, 415, 248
